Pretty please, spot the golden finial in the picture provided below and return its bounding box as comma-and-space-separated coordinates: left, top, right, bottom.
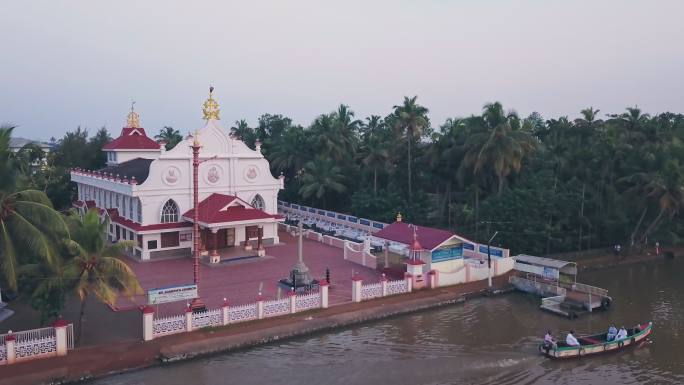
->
193, 129, 201, 147
202, 86, 220, 120
126, 101, 141, 128
396, 212, 403, 222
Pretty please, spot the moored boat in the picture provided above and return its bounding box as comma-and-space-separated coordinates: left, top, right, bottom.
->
540, 322, 652, 359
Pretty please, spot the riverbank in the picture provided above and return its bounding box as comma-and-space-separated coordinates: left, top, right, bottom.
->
0, 274, 513, 385
1, 250, 678, 385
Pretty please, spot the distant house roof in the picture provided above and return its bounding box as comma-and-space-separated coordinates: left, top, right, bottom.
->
514, 254, 577, 270
102, 127, 160, 150
182, 193, 283, 225
374, 221, 457, 251
9, 137, 55, 150
98, 158, 154, 184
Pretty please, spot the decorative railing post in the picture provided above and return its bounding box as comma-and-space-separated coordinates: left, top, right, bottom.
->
185, 306, 193, 332
222, 298, 230, 325
5, 332, 16, 364
142, 306, 155, 341
257, 294, 265, 319
352, 274, 363, 302
404, 273, 413, 293
320, 280, 329, 309
428, 270, 438, 289
381, 274, 388, 297
289, 290, 297, 314
52, 318, 69, 355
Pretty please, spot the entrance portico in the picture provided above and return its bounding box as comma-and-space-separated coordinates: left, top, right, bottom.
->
183, 193, 283, 263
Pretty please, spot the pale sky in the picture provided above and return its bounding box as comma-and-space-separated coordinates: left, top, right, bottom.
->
1, 0, 683, 140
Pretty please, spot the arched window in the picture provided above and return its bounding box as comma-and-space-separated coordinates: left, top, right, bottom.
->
250, 194, 265, 211
160, 200, 179, 223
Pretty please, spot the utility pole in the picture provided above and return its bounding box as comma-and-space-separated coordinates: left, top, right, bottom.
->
487, 231, 499, 288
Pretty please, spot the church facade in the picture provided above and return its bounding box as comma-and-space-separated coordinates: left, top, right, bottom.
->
70, 90, 284, 261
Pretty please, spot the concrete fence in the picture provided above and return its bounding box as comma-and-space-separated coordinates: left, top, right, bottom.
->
0, 320, 73, 365
352, 275, 411, 302
143, 283, 330, 341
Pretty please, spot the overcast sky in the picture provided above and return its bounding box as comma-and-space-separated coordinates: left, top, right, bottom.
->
1, 0, 683, 140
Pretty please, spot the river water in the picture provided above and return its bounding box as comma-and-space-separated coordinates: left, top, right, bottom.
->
92, 259, 684, 385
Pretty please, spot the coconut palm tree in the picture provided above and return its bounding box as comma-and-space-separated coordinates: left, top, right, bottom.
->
0, 126, 70, 290
392, 96, 429, 202
155, 126, 183, 150
358, 136, 388, 196
64, 209, 142, 342
298, 157, 347, 209
463, 102, 535, 197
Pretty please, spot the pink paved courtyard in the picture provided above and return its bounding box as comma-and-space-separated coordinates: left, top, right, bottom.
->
116, 231, 383, 316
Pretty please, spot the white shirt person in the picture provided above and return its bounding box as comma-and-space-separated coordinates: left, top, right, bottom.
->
616, 327, 628, 340
566, 331, 580, 346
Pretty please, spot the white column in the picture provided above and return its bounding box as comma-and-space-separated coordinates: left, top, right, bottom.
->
404, 273, 413, 293
320, 281, 329, 309
429, 270, 437, 289
257, 296, 265, 319
5, 334, 16, 364
52, 319, 69, 355
289, 291, 297, 314
222, 299, 230, 325
381, 274, 388, 297
142, 307, 154, 341
185, 307, 193, 332
352, 276, 363, 302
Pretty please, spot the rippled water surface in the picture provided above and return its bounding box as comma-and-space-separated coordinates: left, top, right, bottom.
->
93, 259, 684, 385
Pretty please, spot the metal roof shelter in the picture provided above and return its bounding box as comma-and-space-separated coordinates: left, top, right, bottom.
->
513, 254, 577, 282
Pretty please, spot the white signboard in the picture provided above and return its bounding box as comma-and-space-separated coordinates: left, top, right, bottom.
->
147, 284, 198, 305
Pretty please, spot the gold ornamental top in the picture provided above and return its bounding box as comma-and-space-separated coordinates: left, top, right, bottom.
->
126, 101, 141, 128
202, 86, 220, 120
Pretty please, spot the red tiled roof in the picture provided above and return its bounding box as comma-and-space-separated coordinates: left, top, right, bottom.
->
374, 221, 455, 251
182, 193, 281, 224
105, 206, 192, 232
102, 127, 160, 150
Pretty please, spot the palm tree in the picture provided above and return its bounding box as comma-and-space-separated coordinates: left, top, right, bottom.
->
463, 102, 535, 196
268, 126, 307, 175
357, 136, 388, 196
298, 157, 347, 209
0, 126, 70, 290
392, 96, 429, 202
64, 209, 142, 342
155, 126, 183, 150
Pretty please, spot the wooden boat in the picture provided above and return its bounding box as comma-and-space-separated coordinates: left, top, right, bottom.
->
540, 322, 652, 359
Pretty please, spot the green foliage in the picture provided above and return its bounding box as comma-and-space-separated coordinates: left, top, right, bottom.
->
155, 126, 183, 150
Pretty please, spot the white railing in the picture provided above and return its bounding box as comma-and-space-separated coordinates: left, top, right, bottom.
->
0, 344, 5, 363
66, 324, 74, 350
344, 242, 378, 269
295, 292, 321, 312
192, 309, 223, 329
541, 295, 566, 308
361, 282, 383, 300
228, 303, 259, 324
0, 326, 55, 345
386, 279, 409, 295
14, 337, 57, 361
263, 297, 290, 317
153, 314, 186, 337
568, 282, 609, 298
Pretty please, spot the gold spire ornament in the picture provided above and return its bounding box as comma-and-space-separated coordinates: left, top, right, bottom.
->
126, 101, 141, 128
202, 86, 220, 120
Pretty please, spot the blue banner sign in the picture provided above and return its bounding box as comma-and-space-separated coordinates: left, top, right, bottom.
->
463, 243, 475, 250
292, 204, 299, 210
337, 214, 347, 220
327, 212, 335, 218
317, 210, 325, 215
431, 247, 463, 262
309, 208, 316, 213
478, 245, 503, 257
360, 219, 371, 226
348, 216, 358, 223
372, 222, 384, 229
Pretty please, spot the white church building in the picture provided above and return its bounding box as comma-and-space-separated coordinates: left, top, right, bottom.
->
70, 90, 284, 261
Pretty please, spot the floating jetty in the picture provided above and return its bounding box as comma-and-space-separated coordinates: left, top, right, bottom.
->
509, 254, 612, 318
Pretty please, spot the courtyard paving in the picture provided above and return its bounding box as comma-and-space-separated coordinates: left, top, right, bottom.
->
117, 231, 383, 316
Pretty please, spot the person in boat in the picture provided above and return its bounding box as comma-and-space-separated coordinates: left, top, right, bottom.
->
544, 330, 557, 349
607, 324, 618, 341
616, 326, 628, 340
566, 330, 580, 347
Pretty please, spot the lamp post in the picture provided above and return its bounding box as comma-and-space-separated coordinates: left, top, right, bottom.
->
487, 231, 499, 288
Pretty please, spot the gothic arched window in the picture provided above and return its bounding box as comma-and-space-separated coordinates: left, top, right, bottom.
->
250, 194, 265, 211
160, 200, 179, 223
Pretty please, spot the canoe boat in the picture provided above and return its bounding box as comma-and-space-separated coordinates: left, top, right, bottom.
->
540, 322, 652, 359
